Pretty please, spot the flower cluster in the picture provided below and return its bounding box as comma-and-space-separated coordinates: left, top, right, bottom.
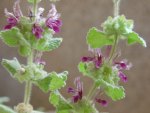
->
4, 1, 62, 39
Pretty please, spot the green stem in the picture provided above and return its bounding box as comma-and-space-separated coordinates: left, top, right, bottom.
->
108, 34, 118, 62
33, 0, 38, 17
113, 0, 121, 17
24, 81, 32, 104
87, 83, 97, 101
23, 0, 38, 105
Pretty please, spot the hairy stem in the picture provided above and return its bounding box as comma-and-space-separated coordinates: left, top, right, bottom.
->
108, 0, 121, 62
24, 51, 34, 105
24, 81, 32, 104
87, 83, 97, 101
23, 0, 38, 105
113, 0, 121, 17
108, 34, 118, 62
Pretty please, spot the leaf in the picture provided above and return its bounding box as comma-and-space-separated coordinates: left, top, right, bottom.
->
0, 97, 9, 104
78, 62, 101, 80
36, 71, 68, 92
18, 45, 31, 57
101, 80, 125, 101
0, 105, 15, 113
49, 71, 68, 91
36, 74, 52, 93
2, 58, 22, 76
0, 27, 31, 56
102, 15, 134, 35
87, 27, 114, 48
126, 32, 147, 47
0, 27, 20, 47
49, 91, 60, 106
49, 91, 73, 112
35, 30, 62, 52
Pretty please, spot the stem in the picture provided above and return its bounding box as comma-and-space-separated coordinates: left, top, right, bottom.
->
113, 0, 121, 17
108, 34, 118, 62
24, 51, 34, 105
24, 81, 32, 104
23, 0, 38, 105
87, 83, 97, 101
33, 0, 38, 17
108, 0, 121, 62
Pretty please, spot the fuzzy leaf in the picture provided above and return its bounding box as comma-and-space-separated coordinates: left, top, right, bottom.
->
0, 27, 20, 47
102, 15, 134, 35
2, 58, 22, 76
49, 91, 73, 113
49, 71, 68, 91
36, 71, 68, 92
0, 97, 9, 104
0, 105, 15, 113
18, 45, 31, 57
87, 27, 114, 48
126, 32, 147, 47
36, 75, 52, 93
35, 30, 62, 51
101, 80, 125, 101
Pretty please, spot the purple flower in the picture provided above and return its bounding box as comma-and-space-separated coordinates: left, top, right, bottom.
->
46, 4, 62, 33
68, 77, 83, 103
4, 0, 22, 30
115, 59, 132, 83
32, 24, 44, 39
82, 48, 103, 69
96, 98, 108, 107
118, 71, 128, 82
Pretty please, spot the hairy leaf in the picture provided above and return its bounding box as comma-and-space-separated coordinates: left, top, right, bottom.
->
0, 105, 15, 113
2, 58, 22, 76
35, 30, 62, 51
87, 27, 114, 48
126, 32, 147, 47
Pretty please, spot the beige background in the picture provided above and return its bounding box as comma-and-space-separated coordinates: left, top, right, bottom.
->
0, 0, 150, 113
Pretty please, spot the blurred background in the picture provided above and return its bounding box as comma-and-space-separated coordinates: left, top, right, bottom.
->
0, 0, 150, 113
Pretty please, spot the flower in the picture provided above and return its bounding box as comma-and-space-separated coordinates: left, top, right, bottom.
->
115, 59, 132, 82
32, 24, 44, 39
82, 48, 103, 69
46, 4, 62, 33
96, 98, 108, 107
68, 77, 83, 103
4, 0, 22, 30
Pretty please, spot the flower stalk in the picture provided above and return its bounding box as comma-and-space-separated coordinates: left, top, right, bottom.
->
23, 0, 38, 106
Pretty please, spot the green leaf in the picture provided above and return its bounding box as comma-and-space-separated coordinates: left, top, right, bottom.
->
36, 71, 68, 92
87, 27, 114, 48
101, 80, 125, 101
35, 30, 62, 52
49, 71, 68, 91
27, 0, 41, 3
0, 27, 31, 56
126, 32, 147, 47
49, 91, 60, 106
0, 27, 20, 47
0, 105, 15, 113
0, 97, 9, 104
78, 62, 101, 80
2, 58, 22, 76
102, 15, 134, 35
36, 74, 52, 92
18, 45, 31, 57
49, 91, 73, 113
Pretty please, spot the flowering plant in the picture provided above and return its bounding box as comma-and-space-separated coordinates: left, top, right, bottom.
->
0, 0, 146, 113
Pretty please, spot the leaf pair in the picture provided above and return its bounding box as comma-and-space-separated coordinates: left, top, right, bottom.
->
87, 15, 147, 49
